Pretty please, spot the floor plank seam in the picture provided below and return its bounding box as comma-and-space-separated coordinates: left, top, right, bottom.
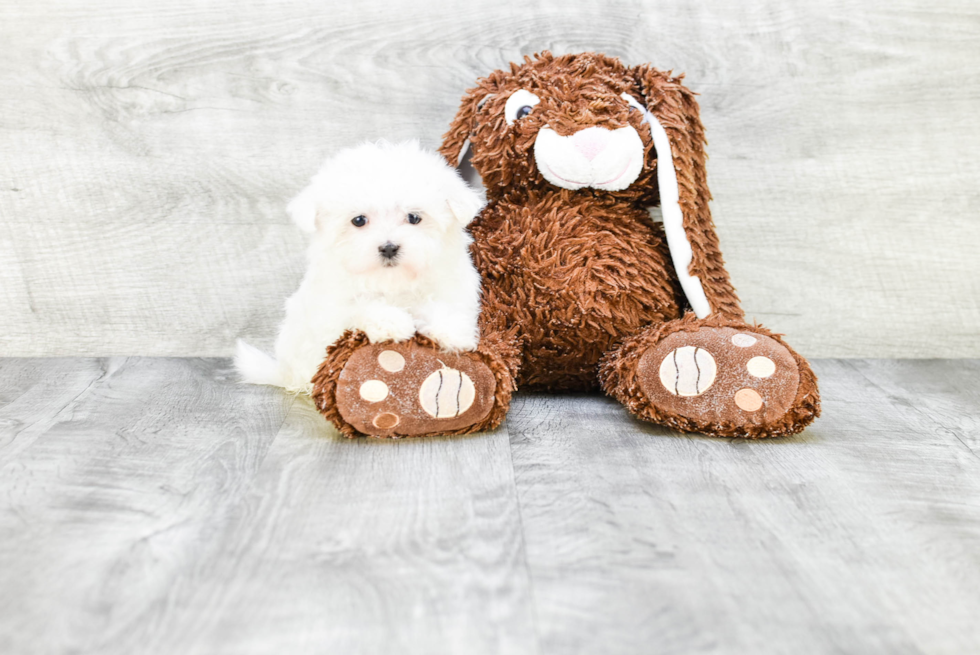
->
260, 390, 300, 458
501, 416, 545, 655
0, 358, 113, 467
843, 360, 980, 462
58, 357, 114, 413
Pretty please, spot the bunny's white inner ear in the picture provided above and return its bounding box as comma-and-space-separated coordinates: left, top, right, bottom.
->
457, 138, 471, 167
622, 93, 712, 318
456, 140, 483, 189
476, 93, 495, 110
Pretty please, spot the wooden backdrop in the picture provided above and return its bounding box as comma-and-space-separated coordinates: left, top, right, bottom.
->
1, 0, 978, 357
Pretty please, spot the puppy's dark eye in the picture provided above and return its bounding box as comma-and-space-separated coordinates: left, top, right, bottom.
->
515, 106, 533, 120
351, 215, 367, 227
407, 212, 422, 225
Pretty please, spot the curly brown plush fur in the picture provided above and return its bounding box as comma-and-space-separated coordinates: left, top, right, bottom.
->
440, 51, 819, 436
441, 52, 744, 323
314, 51, 819, 439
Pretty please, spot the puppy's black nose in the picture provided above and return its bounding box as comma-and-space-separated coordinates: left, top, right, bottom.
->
379, 242, 400, 259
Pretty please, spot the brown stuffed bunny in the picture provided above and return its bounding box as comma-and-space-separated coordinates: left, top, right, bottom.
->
312, 51, 820, 439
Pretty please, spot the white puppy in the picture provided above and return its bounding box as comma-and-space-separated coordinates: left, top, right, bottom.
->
236, 140, 484, 394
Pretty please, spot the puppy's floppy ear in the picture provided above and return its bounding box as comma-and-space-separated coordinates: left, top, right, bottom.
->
444, 173, 485, 226
439, 86, 493, 167
629, 64, 743, 321
286, 183, 319, 234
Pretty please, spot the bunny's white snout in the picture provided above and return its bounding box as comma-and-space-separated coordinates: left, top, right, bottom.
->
534, 125, 644, 191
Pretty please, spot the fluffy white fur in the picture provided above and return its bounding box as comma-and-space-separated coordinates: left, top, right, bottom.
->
236, 140, 485, 394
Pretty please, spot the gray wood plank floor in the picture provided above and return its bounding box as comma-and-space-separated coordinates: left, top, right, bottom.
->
1, 358, 979, 654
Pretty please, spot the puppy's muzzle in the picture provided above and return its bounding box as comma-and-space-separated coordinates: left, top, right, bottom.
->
379, 242, 400, 265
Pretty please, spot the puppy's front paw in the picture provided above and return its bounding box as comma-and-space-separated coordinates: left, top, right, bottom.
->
359, 307, 417, 344
418, 321, 479, 353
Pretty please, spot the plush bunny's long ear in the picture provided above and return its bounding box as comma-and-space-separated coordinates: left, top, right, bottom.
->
630, 65, 744, 321
439, 90, 494, 167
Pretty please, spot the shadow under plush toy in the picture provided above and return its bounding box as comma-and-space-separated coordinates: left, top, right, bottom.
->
312, 51, 820, 439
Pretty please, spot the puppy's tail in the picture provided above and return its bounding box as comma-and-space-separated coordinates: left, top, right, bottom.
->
234, 339, 284, 387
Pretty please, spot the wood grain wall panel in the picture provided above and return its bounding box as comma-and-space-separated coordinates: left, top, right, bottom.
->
1, 0, 977, 356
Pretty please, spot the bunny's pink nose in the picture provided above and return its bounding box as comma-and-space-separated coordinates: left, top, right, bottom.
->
570, 127, 611, 161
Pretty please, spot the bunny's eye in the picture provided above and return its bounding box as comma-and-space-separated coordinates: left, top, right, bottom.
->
505, 89, 540, 125
407, 212, 422, 225
351, 215, 367, 227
